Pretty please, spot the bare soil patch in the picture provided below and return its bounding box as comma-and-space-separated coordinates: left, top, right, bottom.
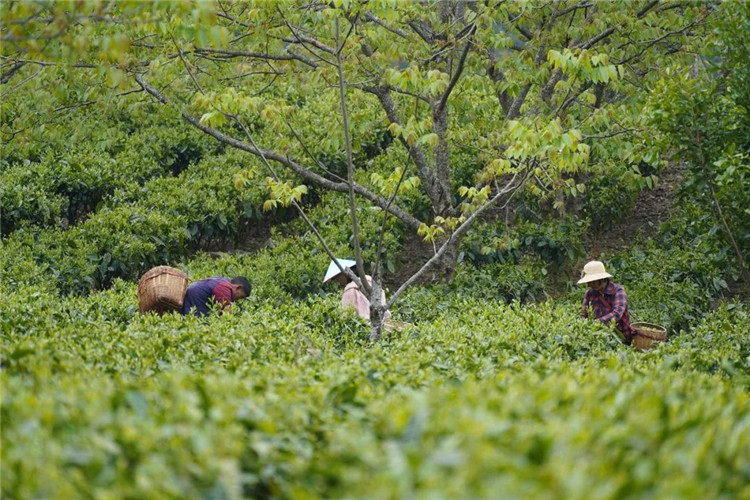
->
584, 163, 686, 259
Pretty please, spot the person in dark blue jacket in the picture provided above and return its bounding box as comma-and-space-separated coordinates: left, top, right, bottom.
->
181, 276, 250, 317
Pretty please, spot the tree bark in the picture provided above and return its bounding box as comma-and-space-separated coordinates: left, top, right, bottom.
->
369, 277, 385, 341
431, 103, 455, 216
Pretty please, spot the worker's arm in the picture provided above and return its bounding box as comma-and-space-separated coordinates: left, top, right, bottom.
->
599, 287, 627, 323
581, 292, 590, 318
212, 281, 234, 310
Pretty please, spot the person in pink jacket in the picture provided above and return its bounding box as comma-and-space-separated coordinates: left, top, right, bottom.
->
323, 259, 390, 322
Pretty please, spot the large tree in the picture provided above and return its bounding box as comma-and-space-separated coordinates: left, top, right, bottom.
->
1, 0, 712, 336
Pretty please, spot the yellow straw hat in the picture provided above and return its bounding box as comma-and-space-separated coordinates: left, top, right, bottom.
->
577, 260, 613, 284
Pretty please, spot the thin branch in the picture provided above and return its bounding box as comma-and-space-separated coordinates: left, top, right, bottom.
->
553, 2, 594, 19
335, 16, 370, 294
350, 81, 430, 104
193, 47, 318, 68
133, 73, 422, 230
277, 6, 337, 66
387, 173, 523, 307
226, 110, 365, 290
284, 119, 348, 184
556, 81, 592, 115
216, 10, 251, 29
436, 24, 476, 113
363, 11, 409, 39
578, 26, 617, 50
280, 27, 336, 55
0, 66, 44, 98
373, 150, 413, 282
172, 36, 204, 94
615, 13, 710, 66
577, 0, 660, 51
219, 70, 285, 82
408, 20, 434, 45
0, 61, 25, 84
515, 23, 534, 40
52, 87, 143, 113
583, 127, 638, 140
636, 1, 659, 18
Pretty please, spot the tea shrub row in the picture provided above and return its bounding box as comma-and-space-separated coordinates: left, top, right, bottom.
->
2, 275, 747, 498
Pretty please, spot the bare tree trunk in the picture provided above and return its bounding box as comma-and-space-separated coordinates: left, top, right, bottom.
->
369, 277, 385, 341
431, 103, 454, 216
432, 235, 460, 281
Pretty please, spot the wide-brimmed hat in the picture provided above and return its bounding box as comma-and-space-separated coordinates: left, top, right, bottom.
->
323, 258, 356, 283
577, 260, 612, 284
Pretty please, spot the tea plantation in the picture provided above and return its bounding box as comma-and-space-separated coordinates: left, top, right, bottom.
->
2, 185, 748, 498
2, 1, 749, 498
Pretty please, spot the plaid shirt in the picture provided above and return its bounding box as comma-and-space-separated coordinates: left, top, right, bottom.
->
582, 280, 634, 341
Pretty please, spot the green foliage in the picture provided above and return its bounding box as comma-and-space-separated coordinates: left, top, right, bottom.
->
462, 217, 588, 270
1, 3, 748, 498
646, 0, 750, 268
398, 259, 547, 318
1, 175, 746, 498
2, 272, 748, 498
0, 108, 214, 235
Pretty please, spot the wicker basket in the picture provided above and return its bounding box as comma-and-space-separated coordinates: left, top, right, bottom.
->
138, 266, 189, 314
631, 322, 667, 352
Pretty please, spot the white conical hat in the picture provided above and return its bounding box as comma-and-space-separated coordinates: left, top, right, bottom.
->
323, 258, 356, 283
577, 260, 613, 284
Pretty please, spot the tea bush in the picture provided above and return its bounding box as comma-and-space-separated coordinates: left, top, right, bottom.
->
2, 62, 747, 500
2, 187, 747, 498
462, 217, 588, 270
2, 276, 748, 498
0, 108, 216, 235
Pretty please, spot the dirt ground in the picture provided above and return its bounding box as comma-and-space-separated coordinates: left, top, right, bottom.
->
583, 163, 686, 259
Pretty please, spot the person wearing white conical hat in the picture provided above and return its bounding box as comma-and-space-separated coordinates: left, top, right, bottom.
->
578, 260, 635, 345
324, 258, 391, 322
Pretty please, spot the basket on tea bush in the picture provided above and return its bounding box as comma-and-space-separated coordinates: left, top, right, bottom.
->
632, 322, 667, 351
138, 266, 189, 314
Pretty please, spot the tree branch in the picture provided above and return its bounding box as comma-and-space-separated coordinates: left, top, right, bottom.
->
364, 85, 438, 203
387, 173, 523, 307
363, 11, 409, 39
408, 20, 434, 45
615, 13, 710, 66
226, 110, 366, 292
373, 152, 412, 284
0, 61, 25, 84
553, 2, 594, 20
192, 47, 319, 68
335, 16, 369, 293
133, 74, 422, 231
436, 24, 476, 113
172, 36, 204, 94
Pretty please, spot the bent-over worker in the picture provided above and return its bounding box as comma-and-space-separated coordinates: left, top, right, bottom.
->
578, 260, 634, 345
323, 259, 391, 322
181, 276, 251, 317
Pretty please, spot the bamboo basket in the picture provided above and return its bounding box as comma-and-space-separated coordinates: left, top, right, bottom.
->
631, 322, 667, 352
138, 266, 189, 314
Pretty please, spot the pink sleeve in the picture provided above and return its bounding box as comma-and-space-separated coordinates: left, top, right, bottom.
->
212, 281, 233, 308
